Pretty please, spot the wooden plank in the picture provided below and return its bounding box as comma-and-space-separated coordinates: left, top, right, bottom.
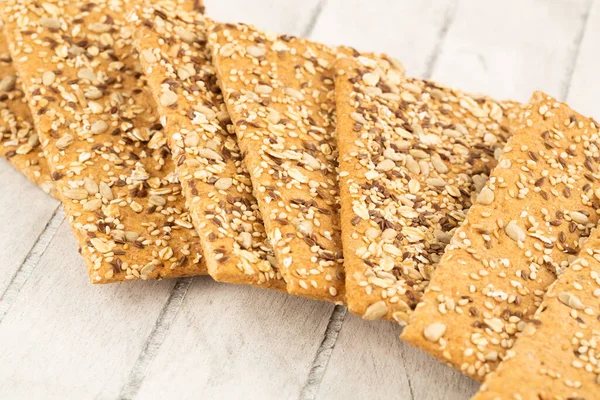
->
203, 0, 323, 35
0, 219, 177, 399
309, 0, 455, 77
0, 159, 58, 294
565, 0, 598, 115
134, 279, 335, 399
429, 0, 592, 102
312, 314, 478, 399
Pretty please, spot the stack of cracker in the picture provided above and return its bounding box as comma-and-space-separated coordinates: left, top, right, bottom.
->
207, 23, 349, 302
2, 0, 207, 282
0, 22, 54, 197
2, 0, 600, 395
402, 92, 600, 381
130, 2, 284, 290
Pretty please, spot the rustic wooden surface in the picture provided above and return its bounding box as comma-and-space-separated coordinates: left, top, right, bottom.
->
0, 0, 598, 398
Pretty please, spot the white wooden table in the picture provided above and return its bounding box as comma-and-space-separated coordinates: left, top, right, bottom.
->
0, 1, 598, 398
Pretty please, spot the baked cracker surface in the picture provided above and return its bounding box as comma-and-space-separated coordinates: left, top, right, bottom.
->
0, 28, 55, 197
474, 223, 600, 399
402, 92, 600, 380
131, 3, 284, 289
334, 56, 522, 322
2, 0, 207, 282
207, 22, 349, 301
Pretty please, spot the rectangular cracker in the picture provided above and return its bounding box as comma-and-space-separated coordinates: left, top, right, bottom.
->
0, 28, 55, 197
402, 92, 600, 380
207, 23, 349, 301
473, 226, 600, 399
130, 3, 284, 289
2, 0, 207, 282
334, 56, 522, 322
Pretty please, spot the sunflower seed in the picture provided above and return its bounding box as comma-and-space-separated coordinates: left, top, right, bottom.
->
39, 17, 61, 30
99, 182, 113, 200
0, 75, 16, 92
160, 90, 178, 107
424, 322, 446, 342
63, 188, 88, 200
214, 177, 233, 191
570, 211, 589, 225
505, 220, 526, 242
558, 292, 584, 309
91, 120, 109, 135
477, 186, 495, 205
55, 134, 74, 150
363, 301, 388, 320
246, 45, 266, 58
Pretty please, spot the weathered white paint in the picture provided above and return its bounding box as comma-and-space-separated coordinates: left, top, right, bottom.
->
430, 0, 592, 102
0, 220, 177, 399
0, 159, 58, 295
310, 0, 456, 77
565, 0, 599, 116
203, 0, 323, 36
135, 278, 335, 399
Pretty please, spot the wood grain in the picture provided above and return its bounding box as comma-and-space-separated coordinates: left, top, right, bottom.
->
0, 158, 58, 295
430, 0, 592, 102
309, 0, 456, 77
0, 220, 178, 399
134, 279, 335, 399
565, 0, 598, 114
203, 0, 323, 36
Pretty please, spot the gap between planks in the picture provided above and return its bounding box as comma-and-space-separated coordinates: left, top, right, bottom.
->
422, 0, 458, 80
302, 0, 327, 38
119, 277, 194, 400
299, 305, 348, 400
0, 205, 64, 324
560, 0, 594, 101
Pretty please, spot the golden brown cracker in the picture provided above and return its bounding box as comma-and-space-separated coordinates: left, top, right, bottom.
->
207, 23, 347, 301
402, 92, 600, 380
2, 0, 207, 282
131, 3, 284, 289
334, 56, 522, 322
474, 225, 600, 399
0, 29, 54, 196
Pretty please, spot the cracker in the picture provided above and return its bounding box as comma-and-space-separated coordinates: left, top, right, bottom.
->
401, 92, 600, 380
334, 56, 522, 321
474, 226, 600, 399
130, 4, 284, 289
2, 0, 207, 282
206, 23, 350, 301
0, 28, 55, 196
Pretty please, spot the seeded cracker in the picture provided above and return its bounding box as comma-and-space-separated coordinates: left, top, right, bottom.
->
473, 226, 600, 399
334, 57, 522, 322
0, 28, 55, 196
2, 0, 207, 282
131, 4, 284, 289
206, 24, 346, 301
402, 92, 600, 380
